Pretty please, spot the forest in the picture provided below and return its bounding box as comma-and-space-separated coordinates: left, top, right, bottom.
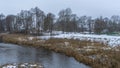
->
0, 7, 120, 35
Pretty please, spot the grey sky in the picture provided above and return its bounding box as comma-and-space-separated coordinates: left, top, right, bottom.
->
0, 0, 120, 18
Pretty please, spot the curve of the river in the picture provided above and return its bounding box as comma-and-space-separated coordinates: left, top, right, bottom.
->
0, 43, 90, 68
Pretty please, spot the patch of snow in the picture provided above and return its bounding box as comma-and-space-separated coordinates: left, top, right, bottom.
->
2, 65, 16, 68
18, 38, 27, 41
101, 47, 112, 50
37, 33, 120, 47
2, 63, 43, 68
28, 37, 34, 40
29, 64, 37, 67
64, 42, 70, 46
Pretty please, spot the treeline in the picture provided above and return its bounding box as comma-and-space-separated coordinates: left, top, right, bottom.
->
0, 7, 120, 35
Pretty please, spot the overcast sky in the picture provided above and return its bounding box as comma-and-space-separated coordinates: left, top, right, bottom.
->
0, 0, 120, 18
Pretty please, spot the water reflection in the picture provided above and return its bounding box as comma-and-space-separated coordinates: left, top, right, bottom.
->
0, 43, 90, 68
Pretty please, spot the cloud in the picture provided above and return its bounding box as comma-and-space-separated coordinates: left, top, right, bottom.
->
0, 0, 120, 18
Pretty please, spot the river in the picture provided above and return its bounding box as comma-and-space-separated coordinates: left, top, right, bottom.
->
0, 43, 90, 68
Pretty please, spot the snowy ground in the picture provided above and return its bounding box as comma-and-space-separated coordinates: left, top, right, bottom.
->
1, 63, 43, 68
37, 33, 120, 47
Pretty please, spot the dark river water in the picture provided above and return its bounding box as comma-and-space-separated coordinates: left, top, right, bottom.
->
0, 43, 90, 68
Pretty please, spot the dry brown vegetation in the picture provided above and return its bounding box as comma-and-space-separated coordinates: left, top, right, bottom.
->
2, 34, 120, 68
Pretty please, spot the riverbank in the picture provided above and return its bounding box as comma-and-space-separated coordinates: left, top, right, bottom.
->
1, 34, 120, 68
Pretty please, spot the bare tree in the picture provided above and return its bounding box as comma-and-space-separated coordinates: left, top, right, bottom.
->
0, 14, 5, 33
44, 13, 55, 35
94, 17, 107, 34
58, 9, 66, 33
5, 15, 16, 33
87, 16, 92, 34
32, 7, 45, 35
70, 14, 79, 32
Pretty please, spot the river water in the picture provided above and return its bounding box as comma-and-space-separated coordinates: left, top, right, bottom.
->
0, 43, 90, 68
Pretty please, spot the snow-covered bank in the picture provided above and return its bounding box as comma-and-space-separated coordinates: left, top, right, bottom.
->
2, 63, 43, 68
37, 33, 120, 47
